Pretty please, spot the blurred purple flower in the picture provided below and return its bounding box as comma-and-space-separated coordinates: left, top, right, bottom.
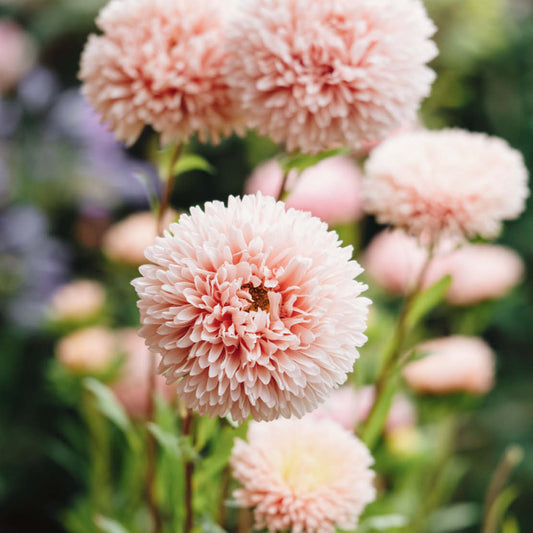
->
0, 204, 69, 329
18, 67, 59, 113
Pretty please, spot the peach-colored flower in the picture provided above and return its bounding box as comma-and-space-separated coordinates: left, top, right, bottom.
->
226, 0, 437, 154
111, 329, 176, 418
79, 0, 240, 146
364, 129, 529, 240
441, 244, 525, 306
133, 194, 370, 423
102, 210, 177, 266
245, 156, 364, 226
403, 336, 495, 395
56, 326, 117, 373
49, 279, 106, 322
312, 386, 360, 431
231, 417, 376, 533
0, 19, 36, 94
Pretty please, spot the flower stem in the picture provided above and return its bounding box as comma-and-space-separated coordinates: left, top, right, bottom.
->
182, 410, 195, 533
276, 169, 290, 202
158, 143, 183, 234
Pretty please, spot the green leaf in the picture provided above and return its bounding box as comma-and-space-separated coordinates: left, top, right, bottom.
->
195, 415, 219, 452
427, 503, 480, 533
133, 169, 159, 213
173, 154, 215, 176
147, 422, 181, 459
405, 275, 452, 330
198, 515, 227, 533
485, 486, 520, 533
278, 147, 350, 175
94, 516, 129, 533
359, 514, 408, 531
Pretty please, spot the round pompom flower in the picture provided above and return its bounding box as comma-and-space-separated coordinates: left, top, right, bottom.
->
79, 0, 240, 146
132, 194, 370, 423
364, 129, 529, 240
403, 336, 495, 395
226, 0, 437, 154
245, 156, 364, 226
49, 279, 106, 323
231, 417, 376, 533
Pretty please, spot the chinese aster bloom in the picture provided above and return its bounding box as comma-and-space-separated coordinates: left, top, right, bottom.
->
133, 194, 370, 423
0, 19, 36, 94
226, 0, 437, 154
231, 417, 376, 533
364, 129, 529, 240
245, 156, 364, 226
56, 327, 117, 374
49, 279, 106, 322
102, 210, 177, 266
79, 0, 240, 146
403, 336, 495, 395
112, 329, 176, 418
441, 244, 524, 306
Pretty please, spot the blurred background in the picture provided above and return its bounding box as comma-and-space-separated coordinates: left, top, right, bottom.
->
0, 0, 532, 531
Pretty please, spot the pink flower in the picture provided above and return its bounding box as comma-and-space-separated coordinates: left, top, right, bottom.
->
102, 210, 177, 266
441, 244, 525, 306
403, 336, 495, 395
79, 0, 240, 146
363, 229, 445, 295
111, 329, 176, 418
133, 194, 370, 423
312, 386, 360, 431
49, 279, 106, 322
0, 19, 36, 94
226, 0, 437, 154
245, 156, 364, 226
56, 327, 117, 374
364, 129, 529, 240
231, 417, 376, 533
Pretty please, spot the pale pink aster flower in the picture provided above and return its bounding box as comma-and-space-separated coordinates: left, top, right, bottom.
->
79, 0, 240, 146
312, 386, 359, 431
441, 244, 525, 306
0, 19, 36, 94
364, 129, 529, 240
245, 156, 364, 226
56, 326, 117, 374
226, 0, 437, 154
133, 194, 370, 423
403, 336, 495, 395
231, 417, 376, 533
102, 210, 177, 266
49, 279, 106, 322
111, 329, 176, 418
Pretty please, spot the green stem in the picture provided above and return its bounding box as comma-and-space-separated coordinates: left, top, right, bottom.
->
182, 410, 195, 533
276, 169, 290, 202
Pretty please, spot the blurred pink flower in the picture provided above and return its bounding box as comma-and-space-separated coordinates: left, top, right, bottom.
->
102, 210, 177, 266
312, 386, 360, 431
245, 156, 364, 226
403, 336, 495, 395
79, 0, 241, 146
49, 279, 106, 322
226, 0, 437, 154
0, 19, 36, 94
441, 244, 525, 306
111, 329, 176, 418
231, 417, 376, 533
133, 194, 370, 423
56, 326, 117, 374
364, 129, 529, 241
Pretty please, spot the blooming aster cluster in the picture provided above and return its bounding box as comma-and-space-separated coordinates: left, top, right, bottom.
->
231, 417, 376, 533
133, 194, 370, 423
226, 0, 437, 153
363, 129, 529, 240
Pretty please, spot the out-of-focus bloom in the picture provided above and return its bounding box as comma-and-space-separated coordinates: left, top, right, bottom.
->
403, 336, 495, 395
0, 19, 36, 94
17, 67, 59, 113
103, 210, 177, 266
111, 329, 176, 418
49, 279, 106, 323
312, 386, 359, 431
364, 129, 529, 240
226, 0, 437, 154
80, 0, 240, 146
231, 417, 376, 533
0, 206, 69, 329
363, 229, 446, 295
56, 326, 117, 373
442, 244, 525, 306
245, 156, 364, 226
133, 194, 370, 423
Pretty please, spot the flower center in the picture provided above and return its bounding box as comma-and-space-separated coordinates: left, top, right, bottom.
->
244, 283, 270, 313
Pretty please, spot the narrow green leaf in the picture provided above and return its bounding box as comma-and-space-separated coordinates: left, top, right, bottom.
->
278, 147, 350, 175
174, 154, 215, 176
427, 503, 480, 533
405, 275, 452, 330
195, 415, 218, 452
95, 516, 129, 533
360, 514, 408, 531
147, 422, 181, 459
